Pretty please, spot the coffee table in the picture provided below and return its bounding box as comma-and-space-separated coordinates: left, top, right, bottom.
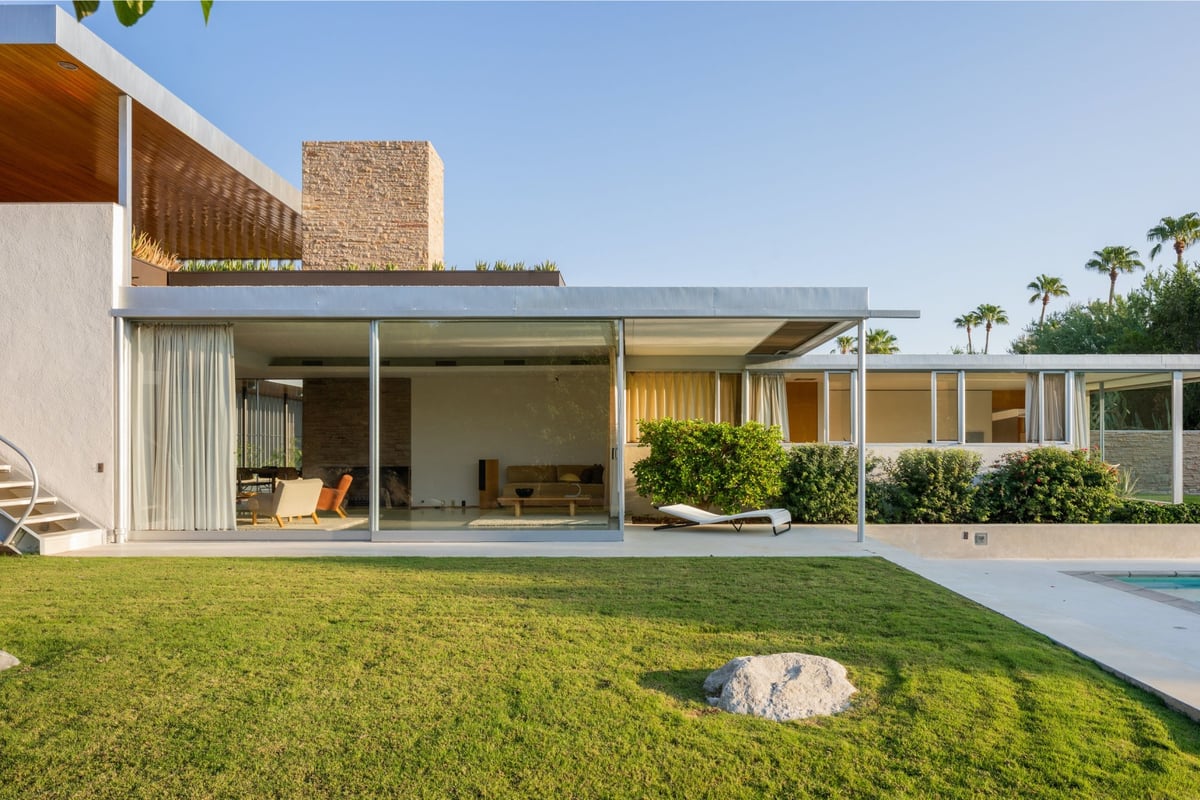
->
497, 495, 594, 517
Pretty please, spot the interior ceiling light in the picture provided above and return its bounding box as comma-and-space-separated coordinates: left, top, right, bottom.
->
57, 60, 78, 70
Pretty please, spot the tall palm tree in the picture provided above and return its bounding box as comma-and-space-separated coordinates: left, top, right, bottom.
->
954, 311, 982, 354
1085, 245, 1144, 305
832, 334, 856, 354
1147, 212, 1200, 269
863, 328, 899, 355
1026, 274, 1069, 326
975, 303, 1008, 354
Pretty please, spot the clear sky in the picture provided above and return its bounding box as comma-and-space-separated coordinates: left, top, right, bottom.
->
50, 1, 1200, 354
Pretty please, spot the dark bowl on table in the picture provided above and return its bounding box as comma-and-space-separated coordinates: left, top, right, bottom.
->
515, 488, 534, 498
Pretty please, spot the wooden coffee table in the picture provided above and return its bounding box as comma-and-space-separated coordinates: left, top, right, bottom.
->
497, 495, 593, 517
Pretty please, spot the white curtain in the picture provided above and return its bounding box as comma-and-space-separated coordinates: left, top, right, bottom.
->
1073, 373, 1090, 451
132, 324, 237, 530
748, 373, 790, 440
1025, 373, 1039, 443
626, 372, 716, 441
1044, 373, 1066, 441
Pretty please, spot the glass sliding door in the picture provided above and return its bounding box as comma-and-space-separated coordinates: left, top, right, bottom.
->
379, 320, 617, 533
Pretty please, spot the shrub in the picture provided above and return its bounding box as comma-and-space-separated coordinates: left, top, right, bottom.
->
878, 448, 982, 523
976, 448, 1118, 523
1109, 500, 1200, 524
632, 419, 786, 514
779, 444, 861, 523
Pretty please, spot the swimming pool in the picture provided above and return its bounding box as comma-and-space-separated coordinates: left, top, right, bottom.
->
1067, 571, 1200, 615
1118, 575, 1200, 603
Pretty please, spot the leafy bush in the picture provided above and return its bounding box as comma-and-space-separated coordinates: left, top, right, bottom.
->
1109, 500, 1200, 524
779, 444, 861, 523
976, 448, 1118, 523
876, 449, 982, 523
632, 419, 786, 514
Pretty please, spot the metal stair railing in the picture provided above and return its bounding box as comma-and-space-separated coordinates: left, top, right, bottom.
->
0, 434, 39, 555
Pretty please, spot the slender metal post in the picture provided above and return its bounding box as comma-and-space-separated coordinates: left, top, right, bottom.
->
616, 320, 626, 529
369, 321, 380, 533
856, 320, 867, 542
113, 94, 133, 542
1098, 381, 1106, 461
1037, 372, 1046, 445
1173, 370, 1184, 505
929, 371, 938, 444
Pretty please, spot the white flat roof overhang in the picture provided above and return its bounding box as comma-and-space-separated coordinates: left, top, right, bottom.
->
0, 5, 301, 259
759, 354, 1200, 372
116, 285, 920, 357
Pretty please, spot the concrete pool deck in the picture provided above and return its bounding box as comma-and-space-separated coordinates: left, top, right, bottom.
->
64, 524, 1200, 721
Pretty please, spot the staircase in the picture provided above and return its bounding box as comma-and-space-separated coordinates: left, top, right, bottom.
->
0, 438, 105, 555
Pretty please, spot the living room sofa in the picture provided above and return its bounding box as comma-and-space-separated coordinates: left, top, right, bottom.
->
500, 464, 605, 501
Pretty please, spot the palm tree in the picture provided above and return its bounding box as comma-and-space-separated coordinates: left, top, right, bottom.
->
954, 311, 982, 354
832, 334, 856, 354
1147, 213, 1200, 269
975, 303, 1008, 354
1085, 245, 1144, 305
863, 328, 899, 355
1026, 274, 1069, 326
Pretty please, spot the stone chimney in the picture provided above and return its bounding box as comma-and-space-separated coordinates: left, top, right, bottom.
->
301, 141, 444, 270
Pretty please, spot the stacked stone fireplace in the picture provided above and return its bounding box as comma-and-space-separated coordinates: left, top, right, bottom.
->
302, 377, 411, 509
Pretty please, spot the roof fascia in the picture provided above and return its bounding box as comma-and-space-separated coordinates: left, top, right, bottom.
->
116, 285, 889, 321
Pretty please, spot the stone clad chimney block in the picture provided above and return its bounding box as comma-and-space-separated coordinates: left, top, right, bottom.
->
301, 141, 444, 270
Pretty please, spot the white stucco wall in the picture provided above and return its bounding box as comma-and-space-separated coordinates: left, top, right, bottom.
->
409, 369, 610, 507
0, 203, 117, 527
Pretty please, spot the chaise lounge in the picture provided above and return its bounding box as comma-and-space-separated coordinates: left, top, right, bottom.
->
654, 504, 792, 536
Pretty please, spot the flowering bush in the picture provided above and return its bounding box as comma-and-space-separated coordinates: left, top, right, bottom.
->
975, 448, 1118, 523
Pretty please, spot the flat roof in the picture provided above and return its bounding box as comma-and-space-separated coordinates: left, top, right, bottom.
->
116, 284, 920, 357
0, 5, 301, 259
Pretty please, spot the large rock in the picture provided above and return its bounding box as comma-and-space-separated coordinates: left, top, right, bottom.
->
703, 653, 856, 721
0, 650, 19, 672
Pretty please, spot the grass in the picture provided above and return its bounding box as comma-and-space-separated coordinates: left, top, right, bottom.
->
1, 557, 1199, 799
1135, 493, 1200, 505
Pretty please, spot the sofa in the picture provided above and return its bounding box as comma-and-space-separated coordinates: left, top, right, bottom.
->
500, 464, 605, 501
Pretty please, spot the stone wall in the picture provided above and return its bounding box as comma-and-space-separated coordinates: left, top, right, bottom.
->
1092, 430, 1200, 493
301, 141, 444, 270
303, 377, 411, 470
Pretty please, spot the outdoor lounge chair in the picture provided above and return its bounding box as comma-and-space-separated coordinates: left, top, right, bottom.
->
654, 504, 792, 535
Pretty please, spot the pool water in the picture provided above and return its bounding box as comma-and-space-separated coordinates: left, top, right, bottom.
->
1119, 576, 1200, 603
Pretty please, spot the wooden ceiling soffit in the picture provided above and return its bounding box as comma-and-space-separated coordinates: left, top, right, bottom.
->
0, 43, 300, 260
749, 320, 839, 356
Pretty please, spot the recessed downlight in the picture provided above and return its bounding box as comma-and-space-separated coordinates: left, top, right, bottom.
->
57, 60, 78, 71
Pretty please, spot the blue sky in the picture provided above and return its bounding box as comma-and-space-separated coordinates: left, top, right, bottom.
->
55, 1, 1200, 354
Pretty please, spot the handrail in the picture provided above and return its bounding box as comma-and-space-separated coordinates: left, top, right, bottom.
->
0, 434, 39, 553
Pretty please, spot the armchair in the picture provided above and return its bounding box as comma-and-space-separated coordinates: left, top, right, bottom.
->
316, 474, 353, 518
246, 478, 323, 527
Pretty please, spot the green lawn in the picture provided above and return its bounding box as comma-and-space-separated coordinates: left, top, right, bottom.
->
1, 557, 1198, 799
1135, 493, 1200, 505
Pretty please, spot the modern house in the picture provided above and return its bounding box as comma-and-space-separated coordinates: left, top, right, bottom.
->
1, 5, 1197, 554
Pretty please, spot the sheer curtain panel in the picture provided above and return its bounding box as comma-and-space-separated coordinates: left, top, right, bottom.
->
132, 324, 237, 530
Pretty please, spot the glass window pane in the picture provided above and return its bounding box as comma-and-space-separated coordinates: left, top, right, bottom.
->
935, 372, 959, 442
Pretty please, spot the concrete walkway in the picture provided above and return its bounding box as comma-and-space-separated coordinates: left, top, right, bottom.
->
65, 524, 1200, 720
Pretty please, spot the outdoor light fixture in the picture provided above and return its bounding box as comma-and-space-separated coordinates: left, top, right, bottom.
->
56, 60, 77, 70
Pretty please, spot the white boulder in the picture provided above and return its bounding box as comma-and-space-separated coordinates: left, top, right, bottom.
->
0, 650, 19, 672
703, 653, 856, 721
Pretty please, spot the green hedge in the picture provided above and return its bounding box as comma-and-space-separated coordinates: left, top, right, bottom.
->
875, 449, 982, 524
779, 444, 861, 523
632, 419, 786, 514
1109, 500, 1200, 524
